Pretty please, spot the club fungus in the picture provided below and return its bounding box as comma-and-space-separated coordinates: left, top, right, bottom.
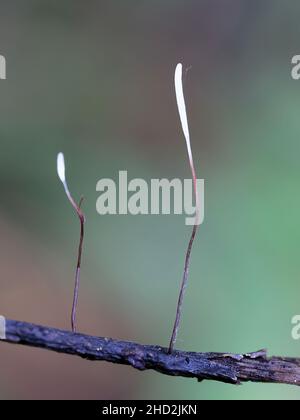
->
57, 152, 85, 332
169, 63, 200, 353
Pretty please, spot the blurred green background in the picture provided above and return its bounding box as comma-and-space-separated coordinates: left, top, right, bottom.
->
0, 0, 300, 400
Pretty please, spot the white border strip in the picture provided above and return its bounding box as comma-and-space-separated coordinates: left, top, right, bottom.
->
0, 316, 6, 339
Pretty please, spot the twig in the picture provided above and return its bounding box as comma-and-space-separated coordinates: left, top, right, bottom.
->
1, 318, 300, 387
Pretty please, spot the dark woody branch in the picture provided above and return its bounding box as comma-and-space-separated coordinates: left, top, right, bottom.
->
1, 318, 300, 386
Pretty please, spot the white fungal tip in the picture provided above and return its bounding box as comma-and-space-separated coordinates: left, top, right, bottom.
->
174, 62, 193, 165
57, 152, 66, 183
175, 62, 183, 75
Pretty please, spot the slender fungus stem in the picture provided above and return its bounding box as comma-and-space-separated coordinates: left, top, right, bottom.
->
57, 153, 86, 333
169, 63, 200, 353
71, 198, 85, 333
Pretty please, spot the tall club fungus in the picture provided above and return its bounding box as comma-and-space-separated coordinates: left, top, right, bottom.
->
57, 153, 86, 332
169, 63, 200, 353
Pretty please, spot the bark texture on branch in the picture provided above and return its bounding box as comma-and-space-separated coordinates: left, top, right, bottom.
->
1, 318, 300, 386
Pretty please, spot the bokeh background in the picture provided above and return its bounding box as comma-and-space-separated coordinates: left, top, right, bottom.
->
0, 0, 300, 400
